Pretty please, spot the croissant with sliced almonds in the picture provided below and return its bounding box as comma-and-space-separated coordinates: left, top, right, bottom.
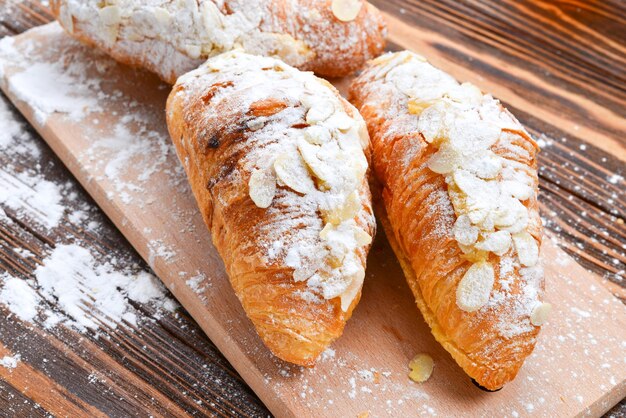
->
166, 50, 375, 366
51, 0, 387, 83
350, 51, 550, 390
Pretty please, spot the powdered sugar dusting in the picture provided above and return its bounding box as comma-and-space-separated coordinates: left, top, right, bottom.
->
174, 51, 376, 310
0, 244, 176, 332
0, 354, 20, 370
55, 0, 385, 82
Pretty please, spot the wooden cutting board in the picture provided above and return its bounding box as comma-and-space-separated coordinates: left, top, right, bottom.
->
1, 23, 624, 418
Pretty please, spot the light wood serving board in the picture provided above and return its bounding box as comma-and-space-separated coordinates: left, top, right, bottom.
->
1, 23, 625, 418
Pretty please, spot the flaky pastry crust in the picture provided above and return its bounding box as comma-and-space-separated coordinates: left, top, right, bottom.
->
167, 51, 375, 366
350, 51, 546, 390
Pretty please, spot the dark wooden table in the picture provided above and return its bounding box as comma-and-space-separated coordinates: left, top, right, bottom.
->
0, 0, 624, 416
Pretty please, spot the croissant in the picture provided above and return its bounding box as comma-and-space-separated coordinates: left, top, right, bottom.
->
50, 0, 387, 83
166, 50, 376, 366
350, 51, 550, 390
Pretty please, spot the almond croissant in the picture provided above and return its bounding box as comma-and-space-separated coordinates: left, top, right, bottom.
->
350, 51, 549, 390
166, 50, 375, 366
51, 0, 387, 83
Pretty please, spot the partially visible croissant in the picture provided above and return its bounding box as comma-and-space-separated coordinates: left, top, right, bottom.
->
50, 0, 387, 83
166, 50, 376, 366
350, 51, 548, 390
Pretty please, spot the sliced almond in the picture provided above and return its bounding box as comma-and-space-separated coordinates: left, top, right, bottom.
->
453, 214, 479, 246
501, 179, 533, 201
447, 82, 482, 104
456, 261, 495, 312
184, 44, 202, 59
331, 0, 363, 22
427, 143, 462, 174
530, 302, 552, 326
153, 7, 172, 25
407, 98, 431, 115
304, 125, 331, 145
339, 266, 365, 311
353, 226, 372, 246
512, 231, 539, 267
408, 354, 434, 383
201, 1, 223, 29
493, 196, 527, 228
297, 138, 332, 182
325, 191, 360, 225
101, 24, 119, 46
306, 101, 334, 124
248, 169, 276, 208
464, 151, 502, 180
274, 153, 316, 195
319, 223, 334, 240
475, 230, 511, 255
417, 101, 448, 143
327, 111, 354, 131
99, 5, 121, 25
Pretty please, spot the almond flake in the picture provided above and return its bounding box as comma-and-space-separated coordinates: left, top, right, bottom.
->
99, 5, 121, 25
201, 1, 224, 29
248, 169, 276, 208
327, 112, 354, 131
512, 231, 539, 267
407, 98, 431, 115
475, 230, 511, 255
304, 125, 331, 145
340, 266, 365, 311
306, 101, 334, 124
453, 215, 479, 246
320, 223, 334, 240
331, 0, 363, 22
353, 226, 372, 246
274, 153, 316, 194
297, 138, 332, 182
325, 191, 360, 225
456, 261, 495, 312
153, 7, 172, 25
464, 151, 502, 179
427, 143, 461, 174
184, 44, 202, 59
417, 101, 448, 143
408, 354, 434, 383
530, 302, 552, 326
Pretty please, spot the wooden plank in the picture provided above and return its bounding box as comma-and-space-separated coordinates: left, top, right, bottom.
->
2, 23, 624, 418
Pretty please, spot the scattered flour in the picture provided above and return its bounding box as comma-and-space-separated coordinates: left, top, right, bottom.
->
0, 169, 65, 229
32, 244, 175, 331
185, 273, 209, 294
0, 354, 21, 370
0, 243, 176, 333
0, 274, 40, 322
8, 62, 101, 125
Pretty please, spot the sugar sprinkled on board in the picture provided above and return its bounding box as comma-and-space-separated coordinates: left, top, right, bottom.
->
8, 62, 101, 125
0, 354, 21, 370
0, 274, 40, 322
0, 169, 66, 229
32, 244, 175, 331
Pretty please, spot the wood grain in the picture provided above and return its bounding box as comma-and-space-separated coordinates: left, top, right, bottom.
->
0, 0, 624, 416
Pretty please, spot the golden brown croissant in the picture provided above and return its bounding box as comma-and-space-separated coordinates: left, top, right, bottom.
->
50, 0, 387, 83
166, 50, 376, 366
350, 51, 550, 390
